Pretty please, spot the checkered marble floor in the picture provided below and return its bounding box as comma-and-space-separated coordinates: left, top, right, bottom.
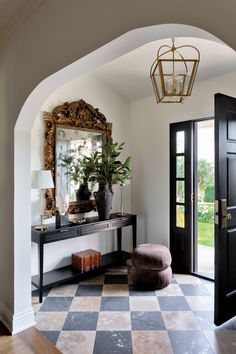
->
32, 266, 236, 354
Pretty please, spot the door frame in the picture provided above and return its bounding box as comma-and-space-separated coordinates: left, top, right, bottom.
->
170, 117, 215, 281
169, 120, 193, 274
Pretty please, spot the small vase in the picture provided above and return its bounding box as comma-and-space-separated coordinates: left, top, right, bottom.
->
94, 183, 113, 220
76, 183, 91, 202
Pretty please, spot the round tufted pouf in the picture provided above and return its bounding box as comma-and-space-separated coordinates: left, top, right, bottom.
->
131, 244, 172, 289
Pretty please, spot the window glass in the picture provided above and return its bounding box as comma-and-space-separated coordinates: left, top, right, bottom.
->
176, 156, 184, 178
176, 181, 185, 203
176, 131, 185, 153
176, 205, 185, 228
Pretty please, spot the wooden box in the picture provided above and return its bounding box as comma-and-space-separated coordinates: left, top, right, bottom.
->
72, 249, 101, 271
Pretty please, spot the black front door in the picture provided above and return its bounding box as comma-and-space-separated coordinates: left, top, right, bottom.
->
170, 121, 193, 273
215, 93, 236, 325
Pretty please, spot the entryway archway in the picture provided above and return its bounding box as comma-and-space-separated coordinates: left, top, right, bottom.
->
13, 23, 228, 333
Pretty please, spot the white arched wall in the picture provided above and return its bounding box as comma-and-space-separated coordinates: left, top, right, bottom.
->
11, 24, 227, 333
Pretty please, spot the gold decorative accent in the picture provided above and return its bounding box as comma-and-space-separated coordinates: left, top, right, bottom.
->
150, 38, 200, 103
43, 99, 112, 218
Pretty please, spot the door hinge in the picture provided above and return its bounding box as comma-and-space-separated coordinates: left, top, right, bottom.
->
191, 192, 194, 202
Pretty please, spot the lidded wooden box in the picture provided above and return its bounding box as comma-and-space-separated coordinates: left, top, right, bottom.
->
72, 249, 101, 272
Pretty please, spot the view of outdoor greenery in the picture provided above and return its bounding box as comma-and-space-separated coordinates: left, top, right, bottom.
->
197, 159, 214, 247
176, 157, 214, 247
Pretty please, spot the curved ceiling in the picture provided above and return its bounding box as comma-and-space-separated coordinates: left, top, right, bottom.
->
93, 37, 236, 101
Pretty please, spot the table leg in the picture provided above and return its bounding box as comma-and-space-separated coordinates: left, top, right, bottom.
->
132, 216, 137, 249
117, 227, 122, 252
38, 242, 44, 303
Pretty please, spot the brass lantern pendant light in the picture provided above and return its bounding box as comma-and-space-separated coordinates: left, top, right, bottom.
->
150, 38, 200, 103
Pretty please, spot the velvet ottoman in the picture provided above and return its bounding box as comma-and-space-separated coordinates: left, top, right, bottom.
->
131, 243, 172, 289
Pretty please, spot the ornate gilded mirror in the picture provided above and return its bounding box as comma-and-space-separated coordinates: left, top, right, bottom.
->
43, 99, 112, 217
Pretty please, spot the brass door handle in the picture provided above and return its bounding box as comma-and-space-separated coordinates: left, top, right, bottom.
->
220, 199, 231, 228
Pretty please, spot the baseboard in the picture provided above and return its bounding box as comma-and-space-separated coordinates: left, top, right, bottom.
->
0, 303, 35, 334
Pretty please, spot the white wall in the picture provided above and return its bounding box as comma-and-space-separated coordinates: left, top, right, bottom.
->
31, 73, 132, 275
131, 71, 236, 247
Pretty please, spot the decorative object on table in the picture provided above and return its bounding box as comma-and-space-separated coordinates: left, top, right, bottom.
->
80, 138, 132, 220
131, 243, 172, 289
72, 249, 101, 272
117, 184, 128, 217
150, 38, 200, 103
55, 193, 69, 227
31, 170, 54, 231
69, 217, 86, 224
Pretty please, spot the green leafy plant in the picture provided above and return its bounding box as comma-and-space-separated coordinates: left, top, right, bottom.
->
61, 152, 94, 185
80, 138, 132, 190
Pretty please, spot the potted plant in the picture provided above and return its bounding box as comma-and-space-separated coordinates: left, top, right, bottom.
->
80, 138, 132, 220
61, 153, 93, 202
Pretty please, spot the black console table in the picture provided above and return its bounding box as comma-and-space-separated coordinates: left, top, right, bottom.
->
32, 213, 137, 302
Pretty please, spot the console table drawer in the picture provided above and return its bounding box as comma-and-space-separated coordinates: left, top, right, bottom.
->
111, 218, 131, 229
81, 222, 110, 235
45, 229, 78, 243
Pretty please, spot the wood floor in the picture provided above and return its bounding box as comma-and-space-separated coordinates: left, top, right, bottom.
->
0, 322, 61, 354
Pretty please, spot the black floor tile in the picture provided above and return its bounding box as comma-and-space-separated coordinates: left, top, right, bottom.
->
75, 284, 103, 296
159, 296, 190, 311
131, 311, 165, 330
180, 284, 210, 296
63, 312, 98, 331
100, 297, 130, 311
41, 331, 60, 345
40, 297, 73, 312
94, 331, 132, 354
168, 330, 214, 354
129, 285, 156, 296
104, 274, 128, 284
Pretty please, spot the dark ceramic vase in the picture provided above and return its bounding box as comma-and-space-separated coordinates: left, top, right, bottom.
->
76, 183, 91, 202
94, 184, 113, 220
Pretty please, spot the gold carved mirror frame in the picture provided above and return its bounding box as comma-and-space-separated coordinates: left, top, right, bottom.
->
43, 99, 112, 218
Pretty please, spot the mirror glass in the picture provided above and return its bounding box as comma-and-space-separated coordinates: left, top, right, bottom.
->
56, 126, 103, 202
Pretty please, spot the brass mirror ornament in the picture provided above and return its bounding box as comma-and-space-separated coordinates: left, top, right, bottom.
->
43, 99, 112, 218
150, 38, 200, 103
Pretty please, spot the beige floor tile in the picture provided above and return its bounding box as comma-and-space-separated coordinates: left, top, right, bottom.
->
79, 274, 105, 284
31, 296, 45, 313
48, 284, 78, 297
156, 284, 183, 296
132, 331, 173, 354
204, 283, 214, 296
57, 331, 96, 354
97, 311, 131, 330
35, 311, 67, 331
130, 296, 160, 311
204, 330, 236, 354
174, 274, 202, 284
162, 311, 200, 330
186, 296, 214, 311
70, 296, 101, 311
102, 284, 129, 296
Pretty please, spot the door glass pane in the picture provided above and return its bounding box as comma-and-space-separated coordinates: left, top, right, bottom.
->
177, 131, 185, 153
176, 156, 185, 178
176, 205, 185, 228
176, 181, 185, 203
